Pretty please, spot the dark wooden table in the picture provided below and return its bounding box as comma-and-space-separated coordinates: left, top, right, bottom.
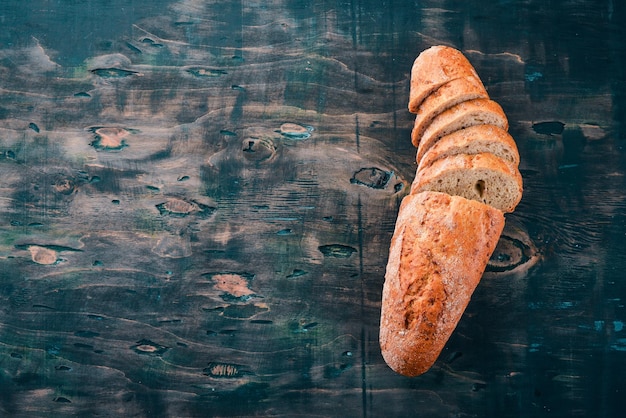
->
1, 0, 625, 416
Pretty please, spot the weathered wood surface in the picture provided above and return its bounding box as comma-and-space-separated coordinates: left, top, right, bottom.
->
0, 0, 625, 416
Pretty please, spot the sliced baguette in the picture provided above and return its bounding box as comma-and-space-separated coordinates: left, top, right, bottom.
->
411, 153, 523, 213
413, 98, 508, 150
411, 76, 489, 146
380, 191, 505, 376
418, 124, 520, 169
408, 46, 482, 113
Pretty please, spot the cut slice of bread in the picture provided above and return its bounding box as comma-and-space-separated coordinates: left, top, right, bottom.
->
414, 98, 508, 151
380, 191, 505, 376
408, 46, 481, 113
418, 124, 520, 169
411, 76, 489, 148
411, 153, 523, 213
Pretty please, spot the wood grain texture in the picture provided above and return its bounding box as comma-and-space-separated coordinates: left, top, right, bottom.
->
1, 0, 625, 416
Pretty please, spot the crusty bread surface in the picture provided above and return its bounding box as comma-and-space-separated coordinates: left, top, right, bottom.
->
413, 98, 508, 150
418, 124, 520, 169
408, 46, 481, 113
411, 76, 489, 146
411, 152, 523, 213
380, 45, 523, 377
379, 191, 505, 376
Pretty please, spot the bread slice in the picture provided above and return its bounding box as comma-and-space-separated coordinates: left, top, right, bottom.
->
418, 124, 520, 169
408, 46, 482, 113
413, 97, 508, 150
411, 76, 489, 147
380, 191, 505, 376
411, 153, 522, 213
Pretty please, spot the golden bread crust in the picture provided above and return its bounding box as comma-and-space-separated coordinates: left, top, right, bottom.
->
380, 46, 523, 377
418, 124, 520, 168
411, 76, 489, 147
379, 191, 505, 376
408, 46, 481, 113
414, 98, 508, 151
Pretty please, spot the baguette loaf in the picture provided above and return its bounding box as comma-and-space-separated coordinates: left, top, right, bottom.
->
413, 98, 508, 150
411, 76, 489, 146
408, 46, 482, 113
379, 45, 523, 377
411, 153, 523, 213
418, 124, 520, 169
380, 191, 505, 376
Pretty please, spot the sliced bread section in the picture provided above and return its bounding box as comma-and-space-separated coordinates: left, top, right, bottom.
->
414, 97, 508, 152
411, 153, 523, 213
411, 76, 489, 148
417, 124, 520, 169
408, 45, 482, 113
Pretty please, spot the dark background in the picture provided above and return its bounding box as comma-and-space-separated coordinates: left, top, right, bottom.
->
0, 0, 625, 416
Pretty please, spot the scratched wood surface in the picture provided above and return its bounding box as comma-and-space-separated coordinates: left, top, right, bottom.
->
1, 0, 625, 416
